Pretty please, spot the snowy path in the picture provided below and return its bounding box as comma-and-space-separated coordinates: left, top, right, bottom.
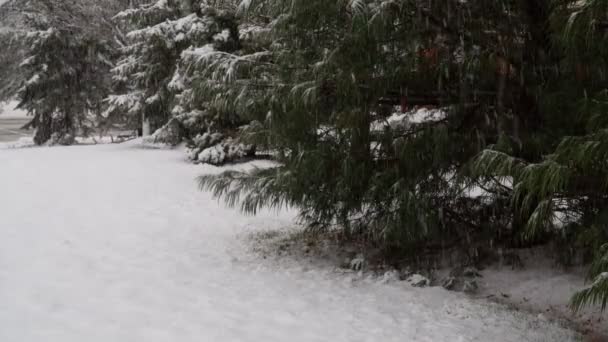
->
0, 143, 579, 341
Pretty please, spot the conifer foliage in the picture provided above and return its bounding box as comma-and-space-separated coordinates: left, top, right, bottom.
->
2, 0, 123, 145
19, 29, 112, 144
473, 0, 608, 312
201, 0, 547, 248
197, 0, 608, 311
106, 0, 185, 131
107, 0, 253, 164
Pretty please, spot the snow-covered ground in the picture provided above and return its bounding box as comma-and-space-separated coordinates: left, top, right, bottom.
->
479, 255, 608, 339
0, 142, 581, 341
0, 100, 28, 118
0, 101, 32, 143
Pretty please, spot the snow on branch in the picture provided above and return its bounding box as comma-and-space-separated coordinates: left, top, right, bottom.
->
181, 45, 272, 82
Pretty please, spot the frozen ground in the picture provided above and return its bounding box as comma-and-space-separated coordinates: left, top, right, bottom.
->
0, 100, 27, 119
0, 101, 31, 142
478, 255, 608, 339
0, 142, 581, 341
0, 101, 135, 145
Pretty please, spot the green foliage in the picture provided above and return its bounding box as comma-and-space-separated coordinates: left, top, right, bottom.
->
472, 0, 608, 311
0, 0, 129, 144
18, 28, 113, 145
190, 0, 608, 311
201, 0, 530, 246
107, 0, 252, 164
571, 244, 608, 311
106, 0, 187, 130
199, 167, 291, 214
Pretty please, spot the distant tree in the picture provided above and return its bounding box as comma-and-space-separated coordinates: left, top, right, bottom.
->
18, 29, 113, 144
0, 0, 127, 144
108, 0, 255, 164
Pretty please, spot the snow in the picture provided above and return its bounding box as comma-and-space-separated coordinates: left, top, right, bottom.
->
0, 142, 580, 342
478, 252, 608, 338
238, 24, 270, 41
0, 136, 35, 149
0, 100, 28, 118
593, 272, 608, 285
213, 29, 231, 43
168, 70, 185, 91
198, 143, 226, 164
0, 136, 136, 150
114, 0, 171, 21
371, 106, 446, 132
182, 44, 215, 60
104, 92, 143, 117
127, 14, 213, 48
406, 274, 431, 287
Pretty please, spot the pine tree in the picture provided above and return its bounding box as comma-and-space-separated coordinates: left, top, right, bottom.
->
105, 0, 182, 133
17, 29, 113, 144
200, 0, 548, 243
0, 29, 25, 102
106, 0, 241, 152
107, 0, 252, 164
0, 0, 27, 102
171, 2, 262, 164
1, 0, 126, 144
472, 0, 608, 312
198, 0, 608, 312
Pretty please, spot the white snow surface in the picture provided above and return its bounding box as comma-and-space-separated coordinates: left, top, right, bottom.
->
478, 252, 608, 338
371, 106, 446, 132
0, 100, 28, 118
0, 142, 580, 342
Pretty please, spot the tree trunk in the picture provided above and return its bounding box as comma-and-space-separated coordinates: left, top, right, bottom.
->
142, 114, 151, 137
33, 112, 53, 145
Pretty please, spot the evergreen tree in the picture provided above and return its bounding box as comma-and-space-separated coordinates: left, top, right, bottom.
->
0, 0, 27, 102
18, 29, 113, 144
473, 0, 608, 311
105, 0, 183, 132
200, 0, 544, 244
0, 30, 25, 102
107, 0, 253, 165
172, 1, 261, 164
198, 0, 608, 311
1, 0, 125, 144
